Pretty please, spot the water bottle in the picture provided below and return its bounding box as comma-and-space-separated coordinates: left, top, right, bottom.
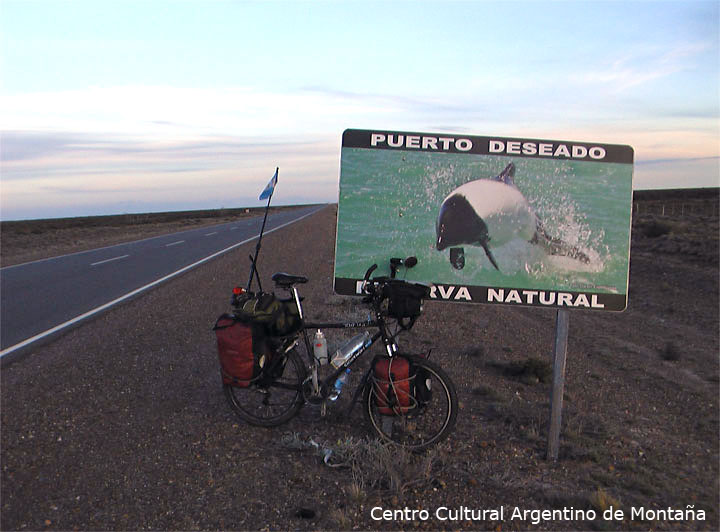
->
331, 331, 371, 368
328, 368, 350, 401
313, 330, 328, 365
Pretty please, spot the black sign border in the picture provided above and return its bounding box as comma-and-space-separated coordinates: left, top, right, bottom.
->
334, 278, 628, 312
342, 128, 634, 165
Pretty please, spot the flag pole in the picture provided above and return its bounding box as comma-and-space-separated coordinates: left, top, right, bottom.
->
247, 167, 278, 292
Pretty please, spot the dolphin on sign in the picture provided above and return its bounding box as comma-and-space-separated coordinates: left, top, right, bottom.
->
435, 162, 590, 271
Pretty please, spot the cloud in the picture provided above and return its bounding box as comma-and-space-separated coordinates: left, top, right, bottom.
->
0, 84, 497, 145
299, 86, 479, 116
634, 156, 719, 190
0, 85, 402, 138
573, 42, 712, 93
0, 129, 336, 173
1, 71, 717, 219
0, 129, 341, 219
0, 131, 91, 162
635, 156, 720, 166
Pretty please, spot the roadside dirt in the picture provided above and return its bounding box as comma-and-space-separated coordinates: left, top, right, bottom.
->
1, 204, 718, 531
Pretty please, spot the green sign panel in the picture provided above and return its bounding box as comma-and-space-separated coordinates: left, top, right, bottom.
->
335, 129, 634, 311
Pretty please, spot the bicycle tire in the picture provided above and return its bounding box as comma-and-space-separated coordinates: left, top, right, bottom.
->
363, 354, 458, 450
224, 347, 307, 427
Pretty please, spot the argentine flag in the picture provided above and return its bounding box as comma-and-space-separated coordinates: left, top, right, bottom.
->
259, 168, 278, 200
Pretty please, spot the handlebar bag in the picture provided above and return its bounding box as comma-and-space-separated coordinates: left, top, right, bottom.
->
372, 355, 414, 415
384, 281, 430, 320
214, 314, 269, 387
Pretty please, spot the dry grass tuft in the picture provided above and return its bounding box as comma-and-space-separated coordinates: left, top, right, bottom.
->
282, 433, 449, 497
334, 437, 448, 495
328, 508, 352, 529
589, 488, 621, 513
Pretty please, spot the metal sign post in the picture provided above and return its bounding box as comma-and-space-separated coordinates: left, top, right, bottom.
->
547, 309, 570, 461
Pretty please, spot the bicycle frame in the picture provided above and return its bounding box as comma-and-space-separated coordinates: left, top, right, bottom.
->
281, 284, 402, 403
221, 258, 457, 448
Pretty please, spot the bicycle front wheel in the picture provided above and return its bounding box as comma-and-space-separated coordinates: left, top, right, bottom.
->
224, 347, 307, 427
363, 355, 458, 451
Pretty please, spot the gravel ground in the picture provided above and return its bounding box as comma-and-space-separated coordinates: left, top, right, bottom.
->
1, 204, 718, 531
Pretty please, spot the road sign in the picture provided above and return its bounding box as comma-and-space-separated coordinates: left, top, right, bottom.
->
335, 129, 634, 311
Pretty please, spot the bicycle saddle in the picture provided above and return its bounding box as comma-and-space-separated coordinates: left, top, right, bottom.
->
272, 272, 309, 287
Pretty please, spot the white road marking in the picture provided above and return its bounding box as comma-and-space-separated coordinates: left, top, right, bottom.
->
165, 240, 185, 247
204, 232, 218, 236
90, 254, 129, 266
0, 206, 325, 360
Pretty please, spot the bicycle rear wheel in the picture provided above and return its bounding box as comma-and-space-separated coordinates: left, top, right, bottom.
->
363, 355, 457, 450
224, 347, 306, 427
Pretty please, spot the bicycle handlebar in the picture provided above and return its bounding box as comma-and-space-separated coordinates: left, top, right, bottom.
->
361, 264, 378, 294
389, 256, 417, 278
362, 256, 419, 294
390, 256, 417, 268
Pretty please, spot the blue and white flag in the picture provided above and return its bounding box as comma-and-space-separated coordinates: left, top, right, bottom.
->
259, 168, 278, 200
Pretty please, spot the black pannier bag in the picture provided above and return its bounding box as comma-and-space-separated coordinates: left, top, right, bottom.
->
232, 291, 301, 337
383, 281, 430, 328
213, 314, 270, 387
413, 364, 433, 407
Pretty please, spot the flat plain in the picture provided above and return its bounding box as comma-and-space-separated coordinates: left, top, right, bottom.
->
1, 196, 718, 531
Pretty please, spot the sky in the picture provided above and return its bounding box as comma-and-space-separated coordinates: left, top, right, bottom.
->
1, 0, 718, 220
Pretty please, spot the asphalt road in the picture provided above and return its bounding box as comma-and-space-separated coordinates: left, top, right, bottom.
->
0, 205, 324, 355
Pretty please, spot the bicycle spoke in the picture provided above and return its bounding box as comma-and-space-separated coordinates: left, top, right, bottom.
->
224, 348, 306, 427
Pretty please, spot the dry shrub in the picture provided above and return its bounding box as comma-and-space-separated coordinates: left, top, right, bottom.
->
493, 357, 553, 384
641, 219, 673, 238
471, 384, 506, 403
282, 433, 449, 497
659, 341, 681, 361
328, 508, 351, 529
589, 488, 621, 513
332, 437, 448, 495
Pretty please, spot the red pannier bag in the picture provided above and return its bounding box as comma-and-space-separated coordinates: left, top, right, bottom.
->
373, 356, 413, 415
214, 314, 267, 387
